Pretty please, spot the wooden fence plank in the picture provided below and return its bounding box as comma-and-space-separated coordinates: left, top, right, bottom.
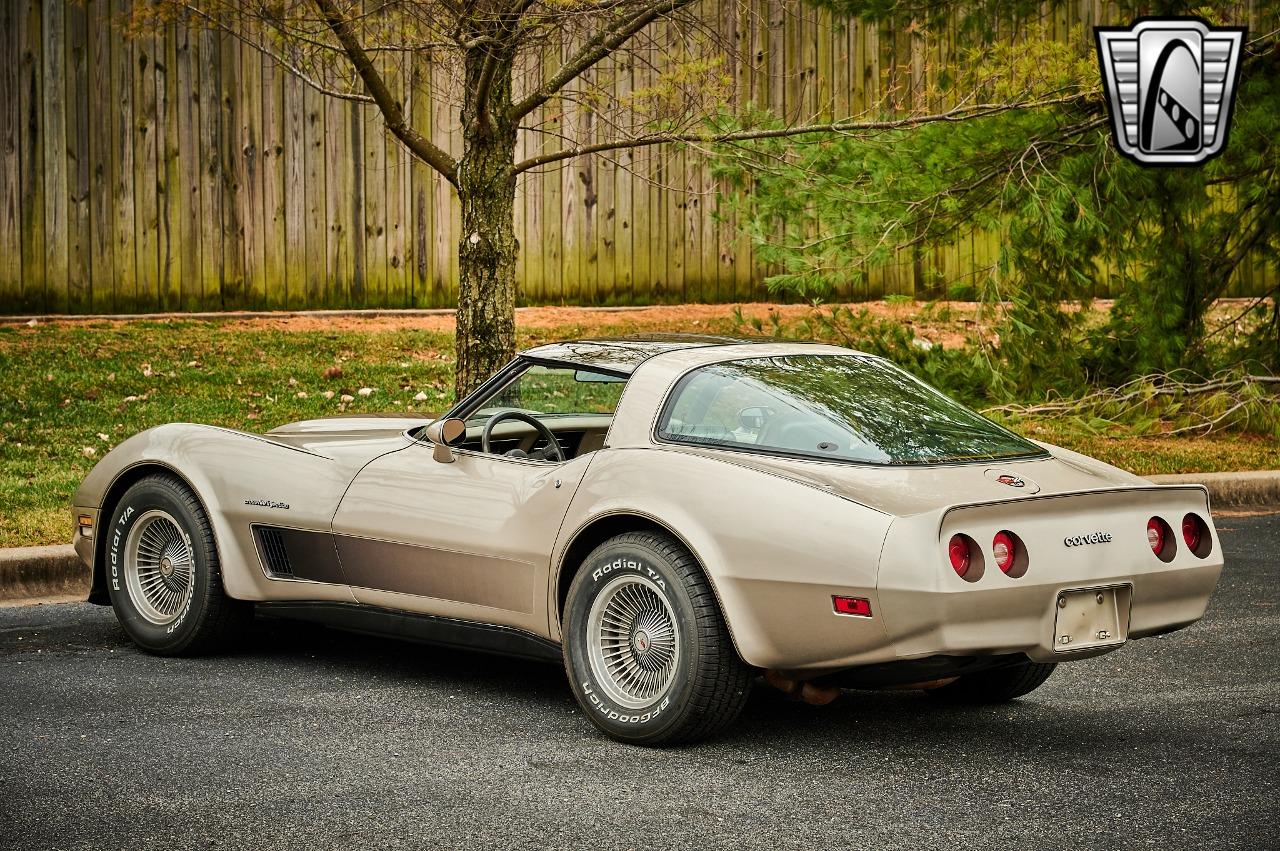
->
0, 2, 24, 309
362, 97, 387, 310
384, 47, 408, 309
282, 68, 305, 309
303, 84, 326, 307
538, 48, 562, 304
612, 55, 633, 306
108, 0, 134, 312
42, 0, 68, 312
513, 65, 529, 306
408, 56, 432, 306
261, 48, 287, 308
157, 21, 180, 310
175, 22, 201, 311
196, 26, 221, 309
239, 32, 265, 308
219, 28, 244, 306
429, 55, 452, 305
325, 92, 351, 307
133, 30, 159, 311
627, 49, 650, 307
349, 99, 366, 306
20, 0, 46, 313
64, 0, 90, 312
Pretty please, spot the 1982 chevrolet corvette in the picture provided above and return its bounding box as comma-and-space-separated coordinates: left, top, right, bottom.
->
72, 336, 1223, 745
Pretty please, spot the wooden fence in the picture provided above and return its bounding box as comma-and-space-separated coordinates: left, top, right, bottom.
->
0, 1, 1274, 314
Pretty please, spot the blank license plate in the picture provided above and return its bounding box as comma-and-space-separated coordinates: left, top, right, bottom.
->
1054, 587, 1127, 652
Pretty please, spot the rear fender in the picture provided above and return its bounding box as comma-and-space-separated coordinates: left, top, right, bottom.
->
551, 448, 895, 670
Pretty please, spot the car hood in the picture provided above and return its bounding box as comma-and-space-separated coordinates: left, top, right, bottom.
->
666, 440, 1151, 517
262, 412, 431, 460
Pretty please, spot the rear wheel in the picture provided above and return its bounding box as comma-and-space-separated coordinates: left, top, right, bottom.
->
105, 474, 251, 655
562, 531, 751, 745
925, 660, 1057, 703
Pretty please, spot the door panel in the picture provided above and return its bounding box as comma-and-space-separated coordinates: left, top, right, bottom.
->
331, 444, 591, 636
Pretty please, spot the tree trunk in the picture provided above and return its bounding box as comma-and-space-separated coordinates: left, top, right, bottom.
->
454, 54, 519, 399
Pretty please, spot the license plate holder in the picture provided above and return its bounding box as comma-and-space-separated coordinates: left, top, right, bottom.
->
1053, 586, 1129, 652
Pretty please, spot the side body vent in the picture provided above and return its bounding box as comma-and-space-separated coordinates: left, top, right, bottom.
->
256, 527, 294, 577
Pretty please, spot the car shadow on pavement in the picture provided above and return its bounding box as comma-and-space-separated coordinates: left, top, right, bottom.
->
241, 610, 1188, 755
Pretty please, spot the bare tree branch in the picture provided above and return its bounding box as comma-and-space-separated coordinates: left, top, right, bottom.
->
507, 0, 697, 122
511, 92, 1094, 176
312, 0, 459, 185
174, 1, 375, 103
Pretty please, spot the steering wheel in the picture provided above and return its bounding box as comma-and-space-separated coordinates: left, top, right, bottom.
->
480, 409, 566, 463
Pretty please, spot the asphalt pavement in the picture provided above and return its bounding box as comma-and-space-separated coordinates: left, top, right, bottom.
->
2, 514, 1277, 850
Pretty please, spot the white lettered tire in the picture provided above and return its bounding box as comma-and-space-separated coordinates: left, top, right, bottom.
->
105, 474, 251, 655
562, 531, 752, 745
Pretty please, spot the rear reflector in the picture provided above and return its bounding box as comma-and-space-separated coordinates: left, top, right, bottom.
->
832, 596, 873, 618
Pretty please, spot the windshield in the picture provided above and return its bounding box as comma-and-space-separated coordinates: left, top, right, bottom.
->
657, 355, 1046, 466
464, 364, 627, 425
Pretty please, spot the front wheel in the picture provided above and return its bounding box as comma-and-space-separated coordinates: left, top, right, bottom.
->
562, 531, 751, 745
925, 660, 1057, 703
105, 474, 251, 655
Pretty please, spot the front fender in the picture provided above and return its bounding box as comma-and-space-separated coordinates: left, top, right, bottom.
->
75, 423, 360, 604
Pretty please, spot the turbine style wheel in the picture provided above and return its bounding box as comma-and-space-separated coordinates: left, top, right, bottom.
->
106, 474, 251, 655
586, 574, 681, 710
123, 510, 195, 626
563, 531, 752, 746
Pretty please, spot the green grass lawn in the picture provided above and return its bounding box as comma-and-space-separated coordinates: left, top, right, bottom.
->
1, 312, 1276, 548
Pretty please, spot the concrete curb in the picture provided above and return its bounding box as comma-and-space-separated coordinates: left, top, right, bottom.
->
1148, 470, 1280, 510
0, 545, 87, 603
0, 471, 1275, 605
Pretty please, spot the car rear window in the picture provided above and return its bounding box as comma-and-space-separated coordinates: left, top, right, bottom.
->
656, 354, 1046, 466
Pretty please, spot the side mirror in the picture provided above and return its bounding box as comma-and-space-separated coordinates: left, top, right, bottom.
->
424, 418, 466, 463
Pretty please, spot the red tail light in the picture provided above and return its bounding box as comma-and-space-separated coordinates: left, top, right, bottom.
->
993, 531, 1016, 574
1182, 513, 1207, 555
1146, 518, 1164, 553
1147, 517, 1171, 559
948, 534, 971, 577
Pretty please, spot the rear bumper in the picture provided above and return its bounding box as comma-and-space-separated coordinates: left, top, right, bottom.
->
875, 486, 1224, 665
723, 485, 1224, 674
877, 561, 1220, 664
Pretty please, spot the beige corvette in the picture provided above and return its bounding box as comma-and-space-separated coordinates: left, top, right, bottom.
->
72, 336, 1223, 745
